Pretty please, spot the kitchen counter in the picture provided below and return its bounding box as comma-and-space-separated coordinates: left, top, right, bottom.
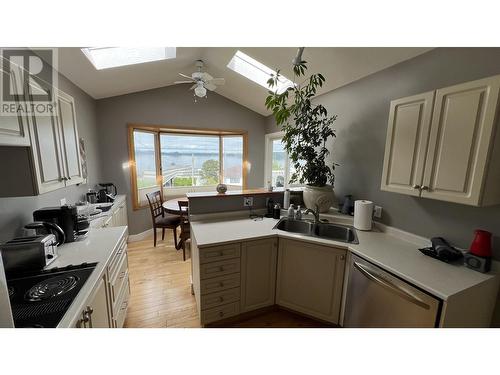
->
84, 194, 127, 228
45, 226, 128, 327
190, 214, 497, 301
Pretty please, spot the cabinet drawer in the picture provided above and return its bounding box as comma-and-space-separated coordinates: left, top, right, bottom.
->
110, 252, 128, 307
201, 287, 240, 310
201, 302, 240, 324
113, 279, 130, 328
200, 243, 241, 264
200, 258, 240, 280
109, 237, 127, 277
200, 273, 241, 295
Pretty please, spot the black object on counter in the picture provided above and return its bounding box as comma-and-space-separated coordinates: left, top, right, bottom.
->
341, 194, 354, 215
464, 252, 491, 273
265, 198, 275, 218
273, 204, 281, 219
419, 237, 463, 263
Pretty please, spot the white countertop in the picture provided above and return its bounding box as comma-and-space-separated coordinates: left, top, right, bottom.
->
46, 226, 127, 327
190, 215, 496, 301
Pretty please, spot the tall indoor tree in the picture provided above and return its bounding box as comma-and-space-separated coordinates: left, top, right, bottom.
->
265, 49, 338, 212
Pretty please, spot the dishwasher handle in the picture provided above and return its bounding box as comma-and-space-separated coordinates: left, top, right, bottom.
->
353, 261, 430, 310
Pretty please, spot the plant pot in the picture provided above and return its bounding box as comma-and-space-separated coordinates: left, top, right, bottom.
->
303, 185, 336, 213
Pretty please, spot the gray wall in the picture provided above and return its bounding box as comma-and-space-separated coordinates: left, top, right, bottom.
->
267, 47, 500, 253
0, 73, 101, 241
96, 84, 267, 235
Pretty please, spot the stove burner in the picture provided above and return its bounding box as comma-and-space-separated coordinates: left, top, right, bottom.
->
8, 286, 14, 298
25, 275, 80, 302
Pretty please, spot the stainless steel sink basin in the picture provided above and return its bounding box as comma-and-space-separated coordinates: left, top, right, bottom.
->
274, 218, 314, 235
273, 218, 359, 244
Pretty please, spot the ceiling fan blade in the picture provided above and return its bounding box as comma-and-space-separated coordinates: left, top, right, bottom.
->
174, 80, 195, 84
204, 82, 217, 91
201, 72, 213, 81
189, 84, 198, 90
178, 73, 193, 79
210, 78, 225, 86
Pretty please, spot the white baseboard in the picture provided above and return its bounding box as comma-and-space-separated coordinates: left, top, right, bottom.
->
127, 228, 153, 242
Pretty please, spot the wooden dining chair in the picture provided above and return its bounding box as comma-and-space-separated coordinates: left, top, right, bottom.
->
146, 191, 181, 248
176, 200, 190, 261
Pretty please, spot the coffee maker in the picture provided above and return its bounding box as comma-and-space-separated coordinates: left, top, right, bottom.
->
98, 182, 117, 203
31, 205, 89, 243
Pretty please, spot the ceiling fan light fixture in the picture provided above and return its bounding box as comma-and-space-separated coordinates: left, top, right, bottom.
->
194, 85, 207, 98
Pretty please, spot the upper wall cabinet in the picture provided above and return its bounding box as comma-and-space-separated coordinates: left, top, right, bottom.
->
0, 62, 30, 146
381, 74, 500, 206
0, 66, 84, 197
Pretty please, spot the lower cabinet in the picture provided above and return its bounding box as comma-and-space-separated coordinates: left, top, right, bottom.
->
74, 231, 129, 328
276, 238, 347, 324
75, 275, 111, 328
240, 238, 278, 313
192, 236, 346, 326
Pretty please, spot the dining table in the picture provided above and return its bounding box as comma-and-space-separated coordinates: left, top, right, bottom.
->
162, 196, 189, 215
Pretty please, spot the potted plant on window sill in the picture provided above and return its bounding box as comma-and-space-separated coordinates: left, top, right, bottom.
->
265, 50, 338, 212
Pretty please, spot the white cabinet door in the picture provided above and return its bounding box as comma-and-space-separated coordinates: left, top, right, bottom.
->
0, 62, 30, 146
78, 276, 111, 328
276, 239, 346, 324
240, 238, 278, 313
381, 91, 434, 196
56, 90, 83, 185
27, 79, 66, 194
421, 75, 500, 205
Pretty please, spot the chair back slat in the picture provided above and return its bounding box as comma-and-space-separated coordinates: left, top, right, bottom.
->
146, 191, 164, 221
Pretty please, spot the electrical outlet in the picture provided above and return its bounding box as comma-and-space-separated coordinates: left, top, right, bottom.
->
243, 197, 253, 207
60, 198, 67, 206
374, 205, 382, 218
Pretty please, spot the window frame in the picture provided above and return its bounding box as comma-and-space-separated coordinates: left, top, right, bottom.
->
128, 124, 248, 210
264, 131, 301, 189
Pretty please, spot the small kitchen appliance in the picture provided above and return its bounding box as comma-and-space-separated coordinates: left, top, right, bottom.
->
5, 262, 96, 327
32, 205, 90, 243
465, 229, 492, 273
97, 182, 117, 203
419, 237, 463, 263
0, 235, 58, 274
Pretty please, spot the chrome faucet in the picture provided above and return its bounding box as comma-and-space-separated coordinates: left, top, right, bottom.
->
303, 204, 320, 223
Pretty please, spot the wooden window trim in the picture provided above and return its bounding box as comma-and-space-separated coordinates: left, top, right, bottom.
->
128, 123, 248, 210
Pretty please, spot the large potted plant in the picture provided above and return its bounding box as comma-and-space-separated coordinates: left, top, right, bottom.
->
265, 52, 337, 212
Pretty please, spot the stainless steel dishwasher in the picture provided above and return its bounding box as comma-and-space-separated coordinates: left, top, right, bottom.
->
343, 254, 441, 327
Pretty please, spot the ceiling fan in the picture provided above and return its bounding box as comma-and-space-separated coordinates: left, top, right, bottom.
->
175, 60, 225, 98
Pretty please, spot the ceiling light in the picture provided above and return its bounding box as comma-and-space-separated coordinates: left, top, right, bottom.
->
227, 50, 294, 94
81, 47, 176, 70
194, 85, 207, 98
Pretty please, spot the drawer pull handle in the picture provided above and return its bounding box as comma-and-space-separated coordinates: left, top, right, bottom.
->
218, 266, 224, 272
219, 311, 224, 317
219, 297, 224, 302
219, 282, 224, 287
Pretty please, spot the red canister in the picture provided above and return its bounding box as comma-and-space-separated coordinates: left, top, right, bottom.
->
469, 230, 492, 257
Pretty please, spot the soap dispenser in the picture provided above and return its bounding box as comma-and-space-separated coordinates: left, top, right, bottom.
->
288, 204, 295, 218
294, 205, 302, 220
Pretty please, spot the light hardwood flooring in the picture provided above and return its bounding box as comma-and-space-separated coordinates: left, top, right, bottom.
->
124, 231, 331, 328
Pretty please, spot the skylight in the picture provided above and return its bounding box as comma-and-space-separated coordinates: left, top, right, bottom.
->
81, 47, 176, 70
227, 50, 294, 94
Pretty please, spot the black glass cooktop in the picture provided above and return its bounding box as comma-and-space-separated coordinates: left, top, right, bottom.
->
7, 263, 97, 328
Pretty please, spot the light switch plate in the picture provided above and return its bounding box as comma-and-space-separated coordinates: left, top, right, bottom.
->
60, 198, 67, 206
243, 197, 253, 207
374, 205, 382, 218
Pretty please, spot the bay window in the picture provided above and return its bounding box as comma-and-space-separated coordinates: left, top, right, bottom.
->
129, 124, 247, 209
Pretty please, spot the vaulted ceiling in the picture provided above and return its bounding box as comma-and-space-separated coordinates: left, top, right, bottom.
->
56, 47, 432, 116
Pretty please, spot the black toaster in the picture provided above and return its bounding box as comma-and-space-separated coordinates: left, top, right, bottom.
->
0, 235, 58, 274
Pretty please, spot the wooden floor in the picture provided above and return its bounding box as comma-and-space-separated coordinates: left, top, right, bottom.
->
124, 231, 331, 328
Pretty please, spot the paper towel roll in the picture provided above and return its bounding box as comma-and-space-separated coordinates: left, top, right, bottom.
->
354, 200, 374, 231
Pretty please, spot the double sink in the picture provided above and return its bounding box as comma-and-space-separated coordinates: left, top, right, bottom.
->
273, 217, 359, 244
